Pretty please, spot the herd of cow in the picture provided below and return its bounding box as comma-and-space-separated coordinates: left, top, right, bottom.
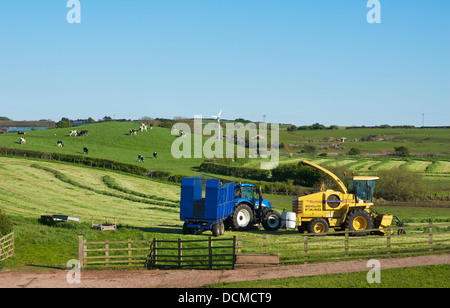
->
17, 123, 158, 163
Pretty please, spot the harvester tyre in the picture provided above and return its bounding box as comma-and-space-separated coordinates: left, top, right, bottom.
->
230, 203, 253, 231
262, 210, 281, 231
345, 209, 374, 236
307, 218, 329, 236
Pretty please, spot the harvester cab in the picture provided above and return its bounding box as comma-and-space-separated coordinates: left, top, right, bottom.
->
347, 176, 379, 204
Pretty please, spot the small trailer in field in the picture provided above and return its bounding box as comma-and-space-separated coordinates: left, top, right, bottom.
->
180, 176, 235, 236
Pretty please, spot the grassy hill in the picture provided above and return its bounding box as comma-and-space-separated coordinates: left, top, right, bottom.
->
0, 121, 204, 175
0, 122, 449, 196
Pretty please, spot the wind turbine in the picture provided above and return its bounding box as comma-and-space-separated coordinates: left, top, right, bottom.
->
211, 109, 222, 141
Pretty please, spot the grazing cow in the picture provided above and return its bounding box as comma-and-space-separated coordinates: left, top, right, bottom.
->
17, 131, 26, 135
19, 137, 26, 144
129, 129, 137, 135
153, 152, 157, 159
69, 130, 78, 136
138, 154, 144, 163
139, 123, 147, 132
79, 130, 88, 136
83, 147, 89, 154
57, 141, 64, 147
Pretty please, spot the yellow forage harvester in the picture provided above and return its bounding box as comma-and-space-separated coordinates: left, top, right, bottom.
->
289, 160, 405, 236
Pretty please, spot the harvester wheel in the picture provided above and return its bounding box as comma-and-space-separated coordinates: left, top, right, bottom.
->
262, 210, 281, 231
230, 203, 253, 231
345, 209, 374, 236
307, 218, 329, 236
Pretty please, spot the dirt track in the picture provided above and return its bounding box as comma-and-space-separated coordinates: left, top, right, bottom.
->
0, 254, 448, 288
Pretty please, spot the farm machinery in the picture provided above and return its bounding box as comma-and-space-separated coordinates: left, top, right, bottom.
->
285, 160, 405, 236
180, 175, 281, 236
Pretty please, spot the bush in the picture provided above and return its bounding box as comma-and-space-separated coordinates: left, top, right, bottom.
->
199, 161, 270, 181
0, 210, 13, 236
348, 147, 361, 155
394, 146, 410, 157
374, 168, 428, 201
271, 164, 321, 187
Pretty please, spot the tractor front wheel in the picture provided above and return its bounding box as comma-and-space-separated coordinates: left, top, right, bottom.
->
262, 210, 281, 231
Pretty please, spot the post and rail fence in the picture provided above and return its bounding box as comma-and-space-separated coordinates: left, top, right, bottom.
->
77, 222, 450, 269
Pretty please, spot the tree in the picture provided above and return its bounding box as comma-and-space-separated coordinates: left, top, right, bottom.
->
348, 147, 361, 155
55, 118, 72, 128
394, 146, 410, 157
374, 168, 427, 201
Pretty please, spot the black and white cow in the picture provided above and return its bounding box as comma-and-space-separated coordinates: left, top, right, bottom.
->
57, 141, 64, 147
79, 130, 88, 136
153, 152, 158, 159
83, 147, 89, 154
19, 137, 26, 144
138, 154, 144, 163
69, 130, 78, 136
129, 129, 137, 135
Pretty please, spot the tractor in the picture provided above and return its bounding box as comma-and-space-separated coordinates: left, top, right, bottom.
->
228, 183, 281, 232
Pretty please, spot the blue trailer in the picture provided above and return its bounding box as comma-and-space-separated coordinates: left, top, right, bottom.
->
180, 175, 282, 236
180, 176, 235, 236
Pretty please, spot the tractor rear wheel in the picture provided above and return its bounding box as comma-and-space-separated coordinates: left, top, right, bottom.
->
345, 209, 374, 236
230, 203, 253, 231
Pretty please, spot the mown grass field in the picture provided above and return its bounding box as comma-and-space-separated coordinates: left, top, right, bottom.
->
1, 156, 449, 272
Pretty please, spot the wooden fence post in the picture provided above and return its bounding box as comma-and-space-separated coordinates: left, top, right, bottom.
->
105, 240, 110, 266
429, 221, 433, 252
303, 231, 308, 264
78, 235, 84, 268
128, 238, 132, 266
232, 236, 236, 269
178, 238, 183, 268
208, 237, 213, 270
344, 228, 349, 258
154, 238, 158, 266
386, 227, 391, 257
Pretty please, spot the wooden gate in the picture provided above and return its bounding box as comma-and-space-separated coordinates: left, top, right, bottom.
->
0, 231, 14, 262
148, 236, 236, 270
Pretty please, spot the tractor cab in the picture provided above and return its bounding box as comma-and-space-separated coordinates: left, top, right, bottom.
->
234, 183, 272, 209
347, 176, 379, 203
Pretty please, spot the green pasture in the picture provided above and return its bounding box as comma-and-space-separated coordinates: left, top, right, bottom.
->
1, 157, 449, 273
0, 121, 204, 175
280, 126, 450, 155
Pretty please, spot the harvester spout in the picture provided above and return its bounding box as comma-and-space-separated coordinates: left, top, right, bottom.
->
299, 160, 348, 194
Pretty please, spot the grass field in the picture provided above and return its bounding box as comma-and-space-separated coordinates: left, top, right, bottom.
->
1, 156, 449, 272
1, 123, 449, 287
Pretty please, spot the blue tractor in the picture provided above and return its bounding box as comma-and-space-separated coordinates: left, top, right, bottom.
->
229, 183, 281, 232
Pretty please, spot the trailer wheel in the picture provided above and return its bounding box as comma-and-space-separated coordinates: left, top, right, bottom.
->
262, 210, 281, 231
230, 203, 253, 231
345, 209, 374, 236
212, 223, 221, 237
219, 221, 225, 235
182, 223, 193, 235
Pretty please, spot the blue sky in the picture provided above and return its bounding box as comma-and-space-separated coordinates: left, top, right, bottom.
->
0, 0, 449, 126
